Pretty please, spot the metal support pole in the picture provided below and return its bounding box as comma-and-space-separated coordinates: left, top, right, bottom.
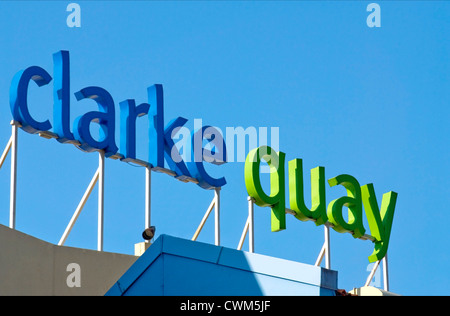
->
364, 255, 389, 291
365, 260, 381, 287
58, 169, 100, 246
248, 196, 254, 253
315, 224, 331, 269
97, 151, 105, 251
383, 254, 389, 291
9, 122, 18, 229
192, 198, 215, 241
145, 166, 151, 231
192, 189, 220, 244
315, 244, 326, 267
214, 187, 220, 246
237, 217, 249, 251
0, 137, 12, 169
324, 223, 331, 269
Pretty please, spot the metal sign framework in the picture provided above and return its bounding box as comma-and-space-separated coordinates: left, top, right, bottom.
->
1, 120, 389, 292
0, 120, 219, 252
237, 198, 391, 292
1, 121, 119, 251
191, 193, 391, 291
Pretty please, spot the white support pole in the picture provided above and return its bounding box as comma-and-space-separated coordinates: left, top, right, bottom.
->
324, 223, 331, 269
214, 187, 220, 246
58, 169, 100, 246
314, 244, 326, 267
192, 197, 215, 241
0, 137, 12, 169
383, 254, 389, 291
9, 122, 18, 229
314, 224, 331, 269
97, 150, 105, 251
237, 217, 249, 251
364, 256, 389, 290
145, 166, 151, 230
365, 260, 380, 287
248, 196, 254, 253
191, 188, 220, 245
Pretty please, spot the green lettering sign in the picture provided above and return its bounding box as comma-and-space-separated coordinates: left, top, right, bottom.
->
244, 146, 398, 263
288, 159, 327, 225
327, 174, 365, 238
244, 146, 286, 232
361, 184, 398, 262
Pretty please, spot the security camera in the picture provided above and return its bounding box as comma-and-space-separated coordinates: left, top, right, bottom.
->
142, 226, 156, 240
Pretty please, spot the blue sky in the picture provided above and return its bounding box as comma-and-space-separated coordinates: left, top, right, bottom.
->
0, 1, 449, 295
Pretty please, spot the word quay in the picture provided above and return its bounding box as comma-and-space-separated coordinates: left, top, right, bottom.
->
244, 146, 398, 262
9, 50, 227, 190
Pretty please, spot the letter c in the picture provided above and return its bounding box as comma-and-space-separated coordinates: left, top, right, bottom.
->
9, 66, 53, 134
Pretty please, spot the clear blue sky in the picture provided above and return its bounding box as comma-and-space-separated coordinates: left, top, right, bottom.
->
0, 1, 448, 295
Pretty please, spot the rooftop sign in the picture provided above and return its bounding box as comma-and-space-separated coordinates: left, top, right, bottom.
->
9, 50, 226, 190
244, 146, 398, 263
7, 50, 398, 267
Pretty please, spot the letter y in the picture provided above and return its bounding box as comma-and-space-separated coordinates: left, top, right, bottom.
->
361, 183, 398, 263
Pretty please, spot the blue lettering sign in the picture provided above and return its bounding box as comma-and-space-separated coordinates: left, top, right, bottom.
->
8, 50, 227, 190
